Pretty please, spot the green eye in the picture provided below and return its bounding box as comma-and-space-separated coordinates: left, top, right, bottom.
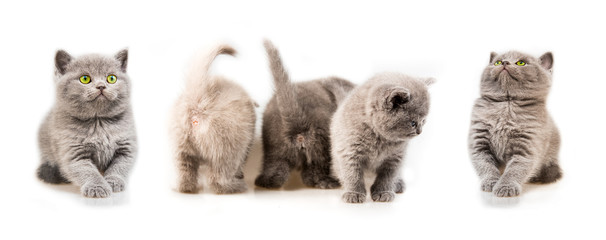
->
494, 61, 502, 66
79, 75, 91, 84
516, 61, 526, 66
107, 74, 117, 84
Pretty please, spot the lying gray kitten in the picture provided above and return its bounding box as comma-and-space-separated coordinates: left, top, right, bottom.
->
37, 49, 137, 198
255, 40, 355, 189
469, 51, 561, 197
331, 72, 434, 203
170, 44, 256, 194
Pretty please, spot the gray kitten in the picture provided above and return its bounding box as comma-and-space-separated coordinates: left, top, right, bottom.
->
469, 51, 561, 197
254, 40, 355, 189
331, 72, 434, 203
37, 49, 137, 198
170, 44, 256, 194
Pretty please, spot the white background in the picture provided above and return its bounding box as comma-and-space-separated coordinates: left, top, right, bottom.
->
1, 1, 604, 239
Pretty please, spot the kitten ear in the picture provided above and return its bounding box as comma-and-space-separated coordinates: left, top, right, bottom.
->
55, 50, 72, 75
539, 52, 553, 71
115, 49, 128, 72
490, 52, 498, 63
383, 87, 410, 110
422, 77, 436, 86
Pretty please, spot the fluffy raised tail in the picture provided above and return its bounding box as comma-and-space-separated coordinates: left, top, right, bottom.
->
263, 40, 306, 129
187, 44, 236, 89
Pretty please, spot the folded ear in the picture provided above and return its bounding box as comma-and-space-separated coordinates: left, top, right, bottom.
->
55, 50, 72, 75
383, 86, 410, 110
539, 52, 553, 72
422, 77, 436, 86
115, 49, 128, 72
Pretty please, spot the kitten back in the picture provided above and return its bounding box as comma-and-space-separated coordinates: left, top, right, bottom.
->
186, 44, 236, 89
263, 40, 306, 128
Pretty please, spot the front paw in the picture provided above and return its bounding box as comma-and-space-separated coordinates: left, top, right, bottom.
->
493, 181, 521, 197
342, 192, 366, 203
371, 191, 396, 202
480, 178, 499, 192
394, 179, 406, 194
81, 181, 112, 198
105, 175, 126, 192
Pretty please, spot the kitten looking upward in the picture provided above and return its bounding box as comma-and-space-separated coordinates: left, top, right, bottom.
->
37, 49, 137, 198
469, 51, 561, 197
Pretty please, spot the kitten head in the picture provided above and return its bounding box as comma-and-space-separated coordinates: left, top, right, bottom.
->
54, 49, 131, 118
367, 73, 434, 141
481, 51, 553, 100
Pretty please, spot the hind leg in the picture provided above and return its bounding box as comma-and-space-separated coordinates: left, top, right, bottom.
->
176, 152, 201, 193
528, 163, 562, 184
208, 155, 248, 194
37, 160, 70, 184
301, 157, 341, 189
255, 153, 292, 189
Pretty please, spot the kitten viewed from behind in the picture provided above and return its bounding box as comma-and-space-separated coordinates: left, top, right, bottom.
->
469, 51, 561, 197
255, 40, 356, 189
37, 49, 137, 198
170, 44, 256, 194
331, 73, 434, 203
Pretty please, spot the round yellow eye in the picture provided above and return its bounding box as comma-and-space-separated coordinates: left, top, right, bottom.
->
107, 74, 117, 84
79, 75, 91, 84
516, 61, 526, 66
494, 61, 502, 66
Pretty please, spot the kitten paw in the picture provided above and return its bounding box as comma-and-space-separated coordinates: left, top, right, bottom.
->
212, 181, 247, 194
178, 182, 199, 193
480, 178, 499, 192
105, 175, 126, 192
304, 177, 341, 189
342, 192, 366, 203
81, 181, 112, 198
394, 179, 406, 194
371, 191, 396, 202
255, 174, 286, 189
493, 182, 521, 197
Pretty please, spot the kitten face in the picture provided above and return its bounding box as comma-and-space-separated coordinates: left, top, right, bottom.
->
370, 81, 430, 141
481, 51, 553, 99
54, 50, 130, 118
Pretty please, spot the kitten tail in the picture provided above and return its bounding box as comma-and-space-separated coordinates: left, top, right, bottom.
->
187, 44, 237, 89
263, 40, 307, 129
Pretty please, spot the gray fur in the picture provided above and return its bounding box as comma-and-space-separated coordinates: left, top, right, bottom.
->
37, 49, 137, 198
331, 72, 434, 203
170, 44, 256, 194
254, 40, 356, 189
469, 51, 561, 197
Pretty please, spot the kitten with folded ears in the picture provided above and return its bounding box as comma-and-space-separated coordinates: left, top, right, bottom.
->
331, 72, 434, 203
170, 44, 256, 194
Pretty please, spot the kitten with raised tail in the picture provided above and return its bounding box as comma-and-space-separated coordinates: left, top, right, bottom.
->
254, 40, 356, 189
37, 49, 137, 198
469, 51, 561, 197
331, 72, 434, 203
170, 44, 256, 194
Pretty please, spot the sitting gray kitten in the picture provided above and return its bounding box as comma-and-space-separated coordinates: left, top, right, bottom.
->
254, 40, 355, 189
469, 51, 561, 197
170, 44, 256, 194
331, 72, 434, 203
37, 49, 137, 198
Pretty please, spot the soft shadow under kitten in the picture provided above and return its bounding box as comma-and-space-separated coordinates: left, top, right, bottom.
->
37, 49, 137, 198
331, 72, 435, 203
254, 40, 356, 189
469, 51, 561, 197
170, 44, 256, 194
